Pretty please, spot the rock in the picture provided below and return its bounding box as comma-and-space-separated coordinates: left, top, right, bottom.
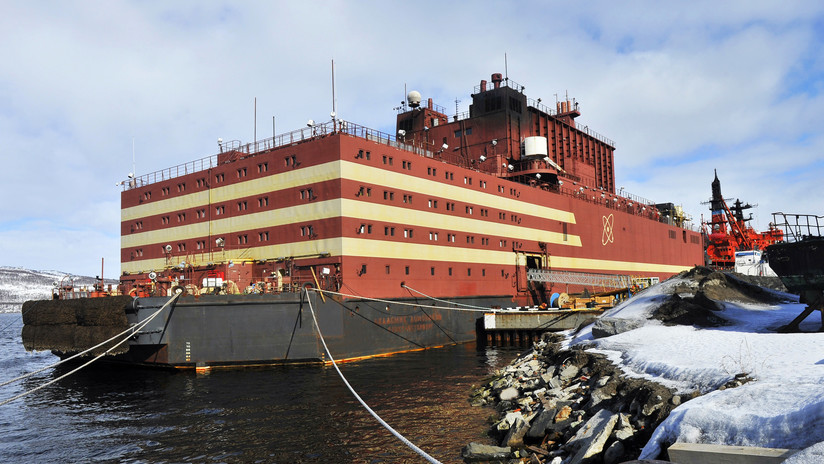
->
559, 364, 580, 382
504, 417, 530, 448
603, 440, 625, 464
587, 386, 615, 409
670, 395, 681, 406
592, 317, 644, 338
499, 386, 519, 401
565, 409, 619, 464
613, 413, 634, 441
642, 394, 664, 417
461, 442, 512, 462
555, 405, 573, 422
526, 409, 556, 439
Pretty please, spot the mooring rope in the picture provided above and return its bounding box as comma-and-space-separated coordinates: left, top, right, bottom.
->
0, 293, 179, 405
304, 289, 443, 464
310, 286, 503, 313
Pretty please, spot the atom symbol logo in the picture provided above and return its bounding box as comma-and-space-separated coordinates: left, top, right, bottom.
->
602, 214, 615, 246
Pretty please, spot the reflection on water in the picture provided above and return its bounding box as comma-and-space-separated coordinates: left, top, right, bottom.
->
0, 313, 521, 463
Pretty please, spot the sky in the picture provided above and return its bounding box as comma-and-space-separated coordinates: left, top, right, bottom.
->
1, 1, 823, 277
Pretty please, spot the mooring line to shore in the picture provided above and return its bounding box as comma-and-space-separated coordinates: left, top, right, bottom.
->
312, 286, 501, 313
0, 293, 180, 406
304, 289, 443, 464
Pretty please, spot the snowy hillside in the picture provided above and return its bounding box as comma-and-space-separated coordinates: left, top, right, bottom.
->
0, 267, 116, 312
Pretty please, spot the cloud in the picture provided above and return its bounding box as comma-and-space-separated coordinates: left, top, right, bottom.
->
1, 1, 823, 276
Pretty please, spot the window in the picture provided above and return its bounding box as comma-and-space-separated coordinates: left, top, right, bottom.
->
428, 199, 438, 208
237, 201, 247, 211
384, 226, 395, 236
143, 191, 152, 200
383, 155, 388, 164
134, 221, 143, 230
177, 243, 186, 252
236, 168, 247, 178
448, 268, 453, 276
447, 234, 455, 242
196, 209, 206, 219
405, 266, 410, 275
177, 213, 186, 222
257, 162, 268, 173
215, 205, 225, 215
196, 240, 205, 250
259, 197, 269, 207
135, 248, 143, 257
429, 232, 438, 241
161, 216, 169, 225
430, 267, 435, 276
467, 268, 472, 276
177, 183, 186, 192
258, 231, 269, 241
215, 173, 225, 183
161, 187, 170, 196
404, 228, 413, 238
237, 234, 248, 244
385, 265, 391, 275
403, 194, 413, 204
196, 178, 206, 188
466, 206, 473, 214
300, 188, 315, 200
357, 186, 372, 197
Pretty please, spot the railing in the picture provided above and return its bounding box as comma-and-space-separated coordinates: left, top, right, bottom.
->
771, 212, 824, 242
125, 120, 433, 190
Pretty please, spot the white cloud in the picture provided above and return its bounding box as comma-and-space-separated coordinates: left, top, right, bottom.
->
1, 1, 822, 276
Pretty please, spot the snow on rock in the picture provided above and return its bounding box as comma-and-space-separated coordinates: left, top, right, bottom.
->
563, 267, 824, 459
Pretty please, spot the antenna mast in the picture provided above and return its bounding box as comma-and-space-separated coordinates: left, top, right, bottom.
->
331, 59, 337, 120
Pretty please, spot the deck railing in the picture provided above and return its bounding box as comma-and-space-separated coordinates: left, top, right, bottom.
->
771, 213, 824, 242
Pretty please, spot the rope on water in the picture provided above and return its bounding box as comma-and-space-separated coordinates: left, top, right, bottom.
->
0, 293, 179, 405
310, 286, 503, 313
304, 289, 443, 464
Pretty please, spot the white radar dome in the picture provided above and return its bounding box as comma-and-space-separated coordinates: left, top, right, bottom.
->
407, 90, 422, 108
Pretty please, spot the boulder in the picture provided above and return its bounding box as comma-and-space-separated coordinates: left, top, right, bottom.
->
461, 442, 512, 462
499, 386, 519, 401
565, 409, 619, 464
592, 317, 644, 338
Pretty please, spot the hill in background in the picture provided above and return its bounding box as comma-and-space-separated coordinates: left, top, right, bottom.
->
0, 267, 118, 312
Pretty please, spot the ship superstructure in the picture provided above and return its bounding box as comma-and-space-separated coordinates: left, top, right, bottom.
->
121, 73, 702, 305
24, 73, 705, 368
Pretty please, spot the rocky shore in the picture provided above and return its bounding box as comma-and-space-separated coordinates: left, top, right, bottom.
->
462, 268, 784, 464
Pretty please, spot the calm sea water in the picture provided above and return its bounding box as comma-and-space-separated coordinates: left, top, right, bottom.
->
0, 312, 519, 463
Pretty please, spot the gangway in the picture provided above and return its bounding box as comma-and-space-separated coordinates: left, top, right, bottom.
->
526, 269, 657, 290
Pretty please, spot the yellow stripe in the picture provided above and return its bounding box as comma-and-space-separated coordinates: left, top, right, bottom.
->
121, 236, 689, 276
122, 197, 580, 250
122, 160, 577, 225
339, 161, 576, 224
121, 162, 342, 222
122, 199, 343, 249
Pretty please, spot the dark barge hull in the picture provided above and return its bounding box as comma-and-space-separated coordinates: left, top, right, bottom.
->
34, 292, 504, 369
765, 237, 824, 297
